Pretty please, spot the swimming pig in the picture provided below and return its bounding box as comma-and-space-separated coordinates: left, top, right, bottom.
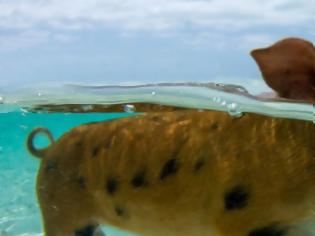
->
27, 110, 315, 236
251, 37, 315, 103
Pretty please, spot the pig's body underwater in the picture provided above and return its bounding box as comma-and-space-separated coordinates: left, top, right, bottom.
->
27, 110, 315, 236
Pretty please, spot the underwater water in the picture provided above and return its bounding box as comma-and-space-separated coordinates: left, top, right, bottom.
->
0, 111, 138, 236
0, 83, 314, 236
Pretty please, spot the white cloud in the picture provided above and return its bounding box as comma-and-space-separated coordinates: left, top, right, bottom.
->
0, 0, 313, 31
0, 0, 313, 51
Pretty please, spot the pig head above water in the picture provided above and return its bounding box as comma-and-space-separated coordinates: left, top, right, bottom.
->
251, 37, 315, 103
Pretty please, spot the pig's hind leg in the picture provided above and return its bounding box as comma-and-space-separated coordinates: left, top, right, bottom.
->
36, 163, 106, 236
28, 127, 105, 236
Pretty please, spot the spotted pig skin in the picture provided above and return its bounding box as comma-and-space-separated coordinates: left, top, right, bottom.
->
29, 110, 315, 236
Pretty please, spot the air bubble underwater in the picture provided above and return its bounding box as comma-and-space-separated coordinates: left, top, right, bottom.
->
82, 105, 94, 112
212, 97, 243, 118
212, 97, 222, 104
0, 96, 4, 104
20, 108, 29, 117
227, 102, 243, 117
124, 104, 135, 113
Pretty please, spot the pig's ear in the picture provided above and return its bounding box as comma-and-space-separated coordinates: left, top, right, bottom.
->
250, 49, 259, 64
250, 48, 270, 71
251, 37, 315, 103
250, 46, 277, 91
250, 48, 266, 61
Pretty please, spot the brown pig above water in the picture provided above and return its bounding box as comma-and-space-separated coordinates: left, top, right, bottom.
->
251, 37, 315, 103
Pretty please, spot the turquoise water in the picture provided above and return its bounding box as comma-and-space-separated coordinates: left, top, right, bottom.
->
0, 111, 137, 236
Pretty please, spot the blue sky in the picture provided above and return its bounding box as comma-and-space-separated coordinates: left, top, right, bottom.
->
0, 0, 314, 93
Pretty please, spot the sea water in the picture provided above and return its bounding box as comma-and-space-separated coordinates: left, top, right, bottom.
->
0, 112, 137, 236
0, 83, 314, 236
